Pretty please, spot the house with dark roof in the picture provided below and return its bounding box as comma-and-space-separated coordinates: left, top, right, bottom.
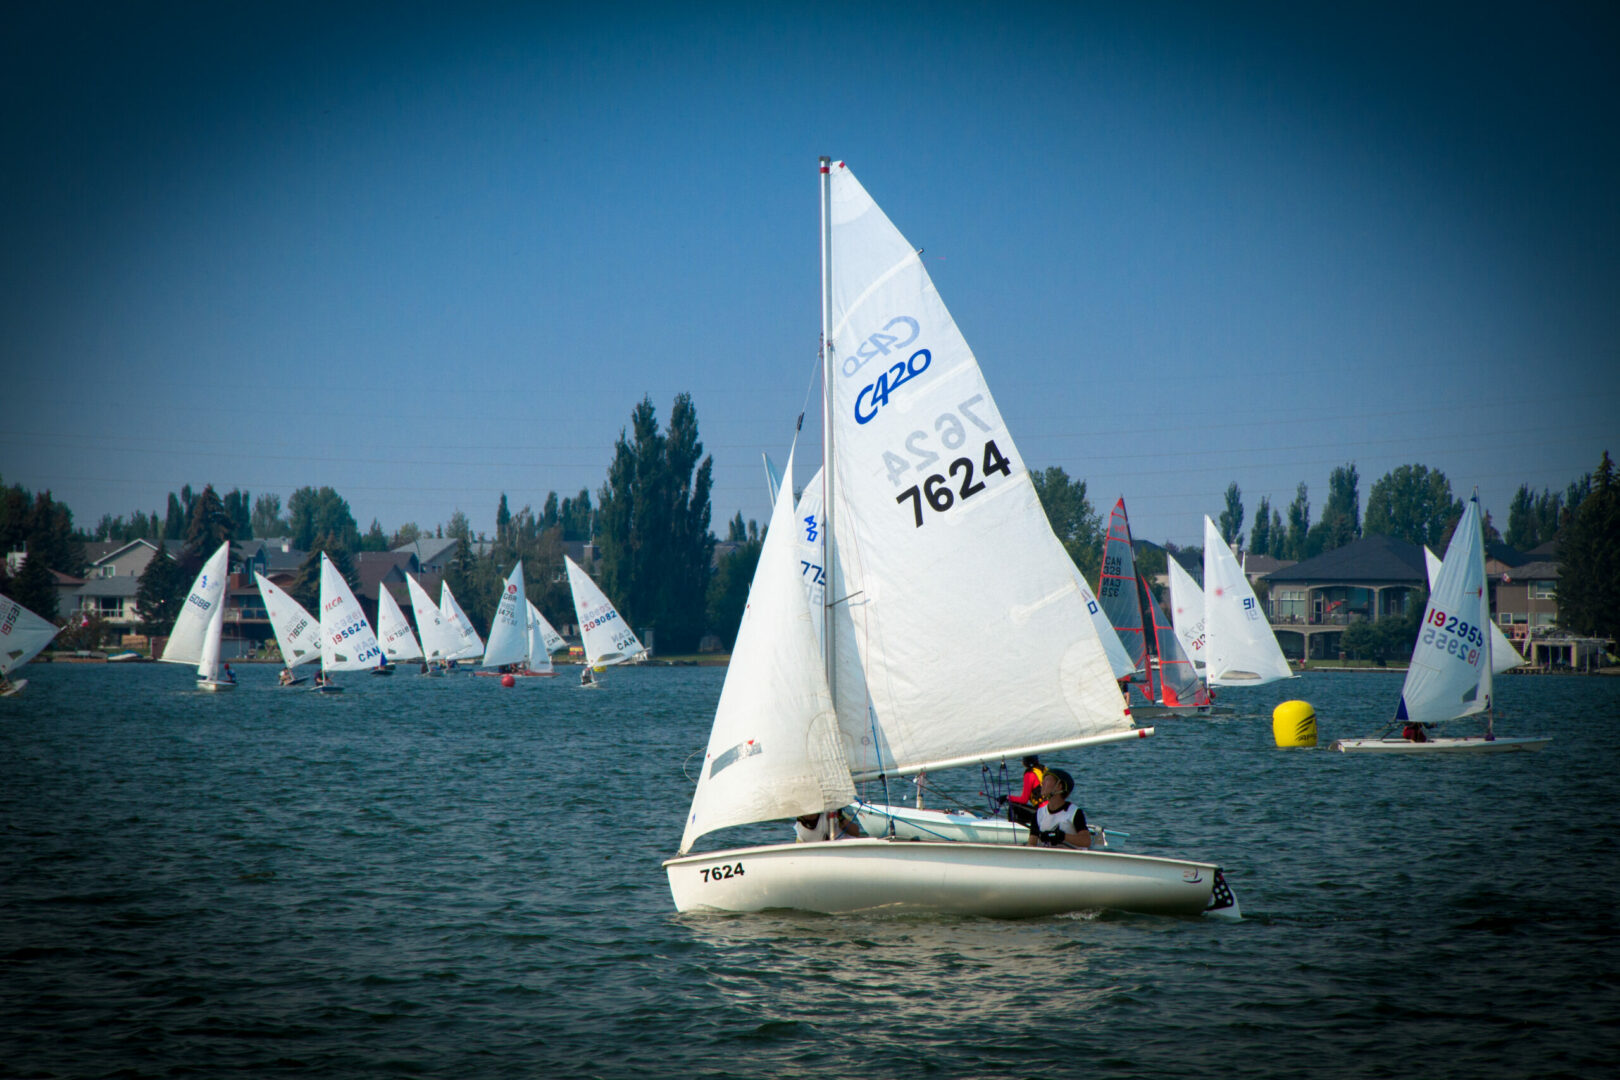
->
1262, 534, 1428, 660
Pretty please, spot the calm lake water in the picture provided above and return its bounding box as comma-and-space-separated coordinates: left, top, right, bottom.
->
2, 663, 1617, 1079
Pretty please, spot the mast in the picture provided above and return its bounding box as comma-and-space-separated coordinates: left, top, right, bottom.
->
819, 156, 836, 698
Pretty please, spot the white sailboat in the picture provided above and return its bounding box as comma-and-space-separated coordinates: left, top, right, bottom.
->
1331, 496, 1549, 753
1201, 516, 1295, 686
564, 555, 645, 686
439, 581, 484, 663
314, 554, 384, 692
405, 574, 455, 673
159, 541, 235, 691
526, 600, 564, 674
1, 591, 62, 697
374, 583, 423, 667
664, 160, 1239, 919
1165, 555, 1208, 673
477, 562, 556, 680
255, 572, 322, 684
1423, 546, 1526, 674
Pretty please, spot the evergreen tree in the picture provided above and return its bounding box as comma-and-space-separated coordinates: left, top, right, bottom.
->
135, 541, 185, 637
288, 533, 361, 613
360, 518, 391, 552
1030, 466, 1102, 579
595, 394, 715, 653
1284, 483, 1311, 561
9, 549, 57, 620
1249, 495, 1273, 557
1557, 451, 1619, 642
222, 489, 253, 540
706, 534, 762, 650
164, 493, 185, 540
251, 493, 290, 538
1307, 463, 1360, 557
287, 486, 361, 552
1364, 464, 1460, 548
1218, 483, 1244, 548
495, 494, 512, 546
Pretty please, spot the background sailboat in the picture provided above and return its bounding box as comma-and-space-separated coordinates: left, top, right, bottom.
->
1332, 497, 1549, 753
665, 159, 1238, 919
314, 553, 383, 692
1201, 516, 1294, 687
564, 556, 645, 684
1, 591, 61, 697
439, 581, 484, 663
255, 572, 322, 683
476, 562, 555, 679
1099, 500, 1210, 717
526, 601, 563, 675
159, 541, 234, 691
405, 574, 454, 673
1165, 555, 1207, 672
375, 583, 424, 668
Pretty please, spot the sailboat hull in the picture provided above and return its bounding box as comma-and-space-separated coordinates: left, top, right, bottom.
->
1331, 736, 1551, 754
665, 838, 1238, 920
1, 679, 27, 697
196, 679, 235, 692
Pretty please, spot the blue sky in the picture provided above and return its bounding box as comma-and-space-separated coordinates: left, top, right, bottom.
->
4, 1, 1615, 548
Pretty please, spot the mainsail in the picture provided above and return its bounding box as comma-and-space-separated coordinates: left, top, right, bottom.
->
680, 447, 854, 852
319, 555, 383, 671
565, 556, 645, 667
160, 542, 231, 666
406, 574, 456, 660
1098, 499, 1154, 708
255, 572, 324, 667
525, 601, 559, 674
1397, 496, 1493, 723
1165, 555, 1207, 671
375, 583, 423, 662
1202, 516, 1293, 686
1424, 546, 1525, 674
482, 562, 528, 669
821, 161, 1129, 780
1, 591, 60, 677
440, 582, 484, 661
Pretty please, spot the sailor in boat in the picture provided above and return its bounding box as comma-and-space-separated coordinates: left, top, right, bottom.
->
1002, 754, 1047, 829
222, 663, 236, 684
580, 666, 595, 687
278, 668, 295, 686
1027, 770, 1091, 849
794, 808, 862, 843
1401, 722, 1428, 743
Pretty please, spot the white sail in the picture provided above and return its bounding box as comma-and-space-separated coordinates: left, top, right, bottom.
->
1397, 497, 1493, 724
565, 556, 645, 667
405, 575, 455, 660
525, 601, 557, 673
197, 598, 226, 682
1202, 517, 1294, 686
482, 562, 528, 669
822, 161, 1129, 779
255, 573, 323, 667
1424, 546, 1525, 674
1075, 568, 1137, 680
1, 592, 61, 677
680, 447, 854, 853
160, 541, 231, 666
794, 466, 827, 648
319, 554, 384, 671
1165, 556, 1207, 671
439, 581, 484, 660
375, 583, 423, 662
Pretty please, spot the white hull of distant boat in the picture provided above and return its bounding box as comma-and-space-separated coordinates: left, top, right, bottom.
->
1, 679, 28, 698
196, 678, 235, 693
472, 669, 555, 681
1331, 735, 1550, 754
666, 838, 1238, 920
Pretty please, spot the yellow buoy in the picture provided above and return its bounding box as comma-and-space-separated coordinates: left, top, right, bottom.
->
1272, 700, 1317, 747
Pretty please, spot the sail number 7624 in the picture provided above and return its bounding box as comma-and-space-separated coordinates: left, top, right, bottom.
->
896, 439, 1012, 527
700, 863, 745, 882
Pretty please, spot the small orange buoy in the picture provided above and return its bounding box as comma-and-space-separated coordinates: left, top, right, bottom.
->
500, 674, 516, 688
